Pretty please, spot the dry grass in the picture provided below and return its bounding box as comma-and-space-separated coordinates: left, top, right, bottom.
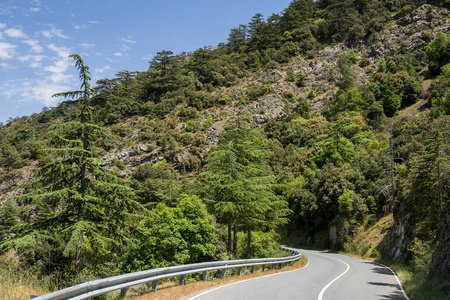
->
0, 272, 49, 300
122, 257, 308, 300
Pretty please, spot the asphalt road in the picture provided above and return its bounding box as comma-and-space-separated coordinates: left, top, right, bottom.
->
184, 249, 410, 300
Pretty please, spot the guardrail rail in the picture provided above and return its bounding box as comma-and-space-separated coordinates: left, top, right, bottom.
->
31, 247, 301, 300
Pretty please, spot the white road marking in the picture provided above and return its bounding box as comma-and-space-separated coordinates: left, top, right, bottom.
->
365, 260, 410, 300
186, 260, 310, 300
312, 252, 350, 300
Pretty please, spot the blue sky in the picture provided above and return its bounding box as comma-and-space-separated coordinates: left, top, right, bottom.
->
0, 0, 292, 124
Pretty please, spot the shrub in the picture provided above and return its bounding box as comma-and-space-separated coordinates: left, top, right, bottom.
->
282, 89, 296, 102
244, 84, 275, 102
296, 72, 306, 87
110, 123, 132, 138
307, 90, 316, 99
119, 194, 216, 272
286, 69, 296, 82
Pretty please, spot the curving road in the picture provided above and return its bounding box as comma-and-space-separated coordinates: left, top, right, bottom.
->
184, 248, 409, 300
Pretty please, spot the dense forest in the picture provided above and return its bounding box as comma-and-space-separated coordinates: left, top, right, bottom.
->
1, 0, 449, 299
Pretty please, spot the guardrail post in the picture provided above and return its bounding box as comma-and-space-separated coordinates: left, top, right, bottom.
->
152, 280, 157, 292
179, 275, 185, 286
203, 271, 207, 282
238, 267, 241, 275
221, 269, 226, 279
251, 266, 254, 274
120, 287, 127, 298
272, 264, 275, 270
262, 265, 265, 272
30, 296, 39, 299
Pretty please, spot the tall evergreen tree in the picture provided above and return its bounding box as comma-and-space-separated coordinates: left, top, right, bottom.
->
198, 126, 290, 258
0, 54, 145, 276
280, 0, 314, 32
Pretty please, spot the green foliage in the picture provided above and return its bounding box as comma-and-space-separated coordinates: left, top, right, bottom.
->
296, 98, 312, 119
286, 68, 296, 82
132, 159, 181, 206
307, 90, 316, 99
0, 55, 146, 279
408, 238, 433, 274
381, 84, 402, 117
441, 63, 450, 77
244, 83, 275, 102
1, 1, 450, 290
238, 231, 280, 259
337, 51, 357, 91
119, 194, 215, 272
425, 32, 448, 64
198, 126, 290, 257
338, 189, 355, 217
331, 88, 365, 113
110, 123, 132, 137
282, 89, 296, 102
296, 71, 306, 87
432, 90, 450, 115
0, 200, 20, 240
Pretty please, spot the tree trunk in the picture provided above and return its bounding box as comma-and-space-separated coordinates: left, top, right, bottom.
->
233, 223, 238, 257
75, 239, 82, 275
247, 228, 251, 259
227, 223, 232, 253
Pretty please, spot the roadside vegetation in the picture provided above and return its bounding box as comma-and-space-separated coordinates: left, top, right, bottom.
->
1, 0, 449, 299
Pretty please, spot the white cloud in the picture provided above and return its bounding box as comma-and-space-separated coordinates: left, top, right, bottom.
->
23, 39, 44, 53
120, 37, 136, 44
0, 62, 16, 69
30, 62, 41, 68
39, 27, 70, 39
94, 65, 112, 74
4, 27, 27, 38
50, 73, 72, 84
80, 43, 95, 50
30, 7, 40, 13
74, 21, 99, 30
18, 54, 45, 62
25, 81, 72, 106
44, 58, 69, 74
0, 23, 6, 29
1, 79, 72, 107
0, 42, 16, 59
47, 44, 71, 58
113, 52, 123, 57
17, 55, 46, 68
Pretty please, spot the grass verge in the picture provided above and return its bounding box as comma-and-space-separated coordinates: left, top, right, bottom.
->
0, 270, 49, 300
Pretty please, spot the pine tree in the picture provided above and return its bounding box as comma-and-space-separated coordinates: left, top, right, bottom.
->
198, 126, 289, 258
0, 54, 145, 276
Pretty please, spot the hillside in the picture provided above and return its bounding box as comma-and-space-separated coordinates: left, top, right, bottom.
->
1, 1, 449, 299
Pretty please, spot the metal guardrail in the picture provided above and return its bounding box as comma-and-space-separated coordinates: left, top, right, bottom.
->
32, 247, 301, 300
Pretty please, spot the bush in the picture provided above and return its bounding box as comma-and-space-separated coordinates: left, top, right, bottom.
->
238, 231, 280, 259
110, 123, 132, 138
286, 69, 296, 82
282, 89, 296, 102
119, 194, 216, 272
244, 84, 275, 102
113, 159, 125, 170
